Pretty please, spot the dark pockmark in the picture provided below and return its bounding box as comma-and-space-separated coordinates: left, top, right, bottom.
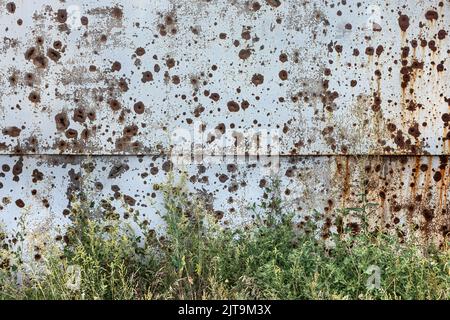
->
227, 163, 237, 173
31, 169, 44, 183
53, 40, 62, 50
56, 9, 68, 23
251, 73, 264, 86
214, 211, 224, 220
55, 112, 70, 131
142, 71, 153, 83
365, 47, 374, 56
25, 47, 37, 60
112, 61, 122, 72
81, 16, 88, 26
109, 99, 122, 111
123, 125, 139, 138
334, 44, 343, 53
437, 29, 447, 40
65, 129, 78, 139
15, 199, 25, 208
376, 45, 384, 56
219, 174, 229, 183
111, 6, 123, 19
228, 182, 239, 192
28, 91, 41, 103
118, 78, 129, 92
251, 2, 261, 11
422, 208, 434, 222
166, 58, 176, 69
73, 108, 86, 123
209, 92, 220, 101
133, 101, 145, 114
372, 94, 382, 112
136, 47, 146, 56
238, 49, 252, 60
215, 123, 226, 135
408, 123, 421, 138
398, 14, 410, 32
425, 10, 438, 21
162, 160, 173, 173
47, 48, 61, 62
123, 195, 136, 206
279, 70, 288, 80
8, 73, 18, 86
87, 110, 96, 121
36, 36, 44, 46
2, 127, 21, 137
227, 101, 240, 112
433, 171, 442, 182
241, 30, 251, 40
108, 163, 130, 179
12, 158, 23, 180
428, 40, 437, 52
33, 55, 48, 69
6, 2, 16, 14
266, 0, 281, 8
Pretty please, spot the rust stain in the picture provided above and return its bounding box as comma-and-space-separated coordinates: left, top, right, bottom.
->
0, 0, 449, 251
341, 156, 351, 205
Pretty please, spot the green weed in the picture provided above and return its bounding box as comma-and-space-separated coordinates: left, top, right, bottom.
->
0, 175, 448, 300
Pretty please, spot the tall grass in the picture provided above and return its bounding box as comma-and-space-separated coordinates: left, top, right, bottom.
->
0, 175, 448, 300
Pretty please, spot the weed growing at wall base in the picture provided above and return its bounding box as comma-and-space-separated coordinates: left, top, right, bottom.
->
0, 176, 448, 300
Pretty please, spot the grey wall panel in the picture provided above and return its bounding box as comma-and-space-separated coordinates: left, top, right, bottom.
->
1, 155, 448, 250
0, 1, 448, 155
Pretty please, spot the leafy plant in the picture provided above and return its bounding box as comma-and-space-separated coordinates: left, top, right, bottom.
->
0, 176, 448, 300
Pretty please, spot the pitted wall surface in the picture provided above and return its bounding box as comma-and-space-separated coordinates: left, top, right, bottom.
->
0, 0, 449, 251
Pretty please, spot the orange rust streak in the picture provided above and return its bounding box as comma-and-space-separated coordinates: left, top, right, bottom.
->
341, 157, 351, 205
411, 156, 421, 200
445, 126, 449, 154
437, 166, 448, 212
421, 157, 433, 206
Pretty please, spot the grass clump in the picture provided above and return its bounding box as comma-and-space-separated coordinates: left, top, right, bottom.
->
0, 175, 448, 300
